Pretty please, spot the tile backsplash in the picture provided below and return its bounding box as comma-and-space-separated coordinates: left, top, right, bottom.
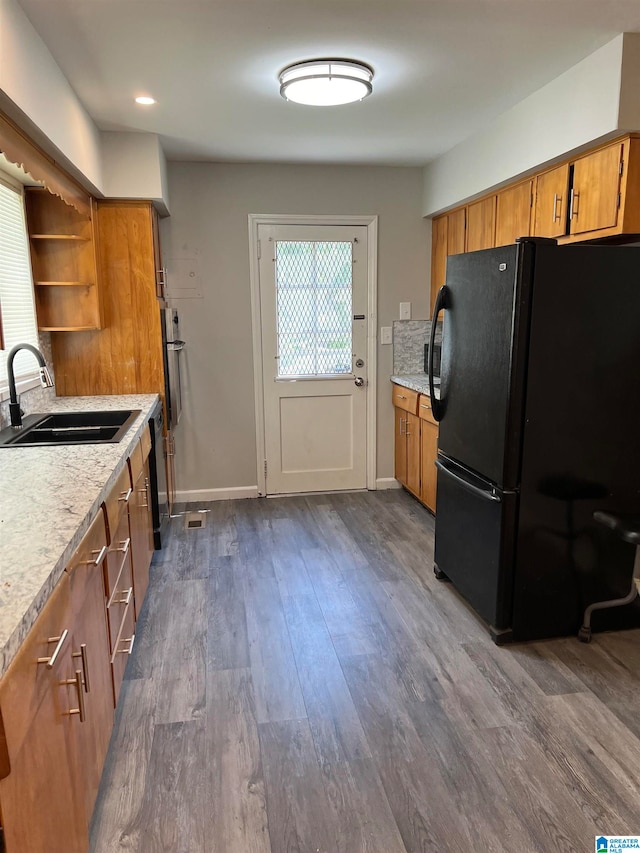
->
0, 334, 56, 430
392, 320, 442, 374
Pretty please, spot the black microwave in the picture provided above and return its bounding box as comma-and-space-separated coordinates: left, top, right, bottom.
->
424, 342, 442, 380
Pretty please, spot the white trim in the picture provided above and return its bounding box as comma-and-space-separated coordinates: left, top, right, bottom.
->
176, 486, 260, 503
376, 477, 403, 490
248, 213, 378, 496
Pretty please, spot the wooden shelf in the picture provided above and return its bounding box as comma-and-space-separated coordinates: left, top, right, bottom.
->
34, 281, 93, 287
39, 325, 99, 332
25, 189, 103, 332
30, 234, 89, 241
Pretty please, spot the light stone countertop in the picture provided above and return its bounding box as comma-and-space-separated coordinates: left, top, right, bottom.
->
391, 373, 440, 398
0, 394, 159, 678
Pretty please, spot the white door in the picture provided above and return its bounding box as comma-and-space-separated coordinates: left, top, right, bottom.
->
258, 224, 369, 495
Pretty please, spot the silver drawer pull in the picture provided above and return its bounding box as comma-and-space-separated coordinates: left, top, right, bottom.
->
114, 538, 131, 555
397, 394, 407, 399
116, 634, 135, 656
118, 488, 133, 503
61, 670, 86, 722
112, 586, 133, 607
80, 545, 107, 567
420, 404, 431, 410
37, 629, 69, 669
72, 644, 90, 693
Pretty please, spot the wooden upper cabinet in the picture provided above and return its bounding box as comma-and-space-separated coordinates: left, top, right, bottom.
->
495, 180, 533, 247
466, 196, 496, 252
569, 142, 623, 236
533, 164, 569, 238
25, 189, 102, 332
430, 208, 466, 316
430, 215, 447, 315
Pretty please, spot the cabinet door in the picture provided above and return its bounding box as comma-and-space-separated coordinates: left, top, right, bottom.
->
66, 521, 114, 827
495, 181, 532, 246
466, 196, 496, 252
420, 419, 439, 512
165, 431, 177, 517
570, 143, 623, 235
447, 208, 466, 256
405, 412, 421, 497
533, 164, 569, 238
0, 575, 87, 853
394, 408, 407, 486
130, 460, 154, 619
430, 216, 447, 316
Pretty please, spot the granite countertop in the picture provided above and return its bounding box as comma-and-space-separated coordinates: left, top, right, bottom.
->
0, 394, 159, 678
391, 373, 440, 398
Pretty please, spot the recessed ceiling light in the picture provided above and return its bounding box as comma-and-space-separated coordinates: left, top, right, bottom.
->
135, 96, 156, 105
279, 59, 374, 106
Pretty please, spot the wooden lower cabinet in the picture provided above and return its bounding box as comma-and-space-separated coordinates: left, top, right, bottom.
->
393, 385, 438, 512
128, 432, 155, 619
0, 510, 115, 852
165, 430, 177, 517
419, 397, 439, 512
103, 466, 136, 705
0, 575, 86, 853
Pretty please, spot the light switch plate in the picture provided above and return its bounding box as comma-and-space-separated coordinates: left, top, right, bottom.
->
399, 302, 411, 320
380, 326, 392, 345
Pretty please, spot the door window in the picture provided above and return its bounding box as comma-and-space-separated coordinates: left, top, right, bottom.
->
275, 240, 352, 377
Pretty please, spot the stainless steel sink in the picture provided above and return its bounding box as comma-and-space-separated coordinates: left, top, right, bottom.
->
0, 409, 141, 447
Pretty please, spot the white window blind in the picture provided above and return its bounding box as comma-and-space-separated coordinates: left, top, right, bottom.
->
0, 177, 39, 386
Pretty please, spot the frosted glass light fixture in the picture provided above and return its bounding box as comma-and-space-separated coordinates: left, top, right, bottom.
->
279, 59, 374, 106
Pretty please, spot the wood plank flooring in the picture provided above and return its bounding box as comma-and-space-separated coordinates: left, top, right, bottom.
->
90, 490, 640, 852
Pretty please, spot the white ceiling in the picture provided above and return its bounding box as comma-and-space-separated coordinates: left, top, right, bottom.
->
15, 0, 640, 166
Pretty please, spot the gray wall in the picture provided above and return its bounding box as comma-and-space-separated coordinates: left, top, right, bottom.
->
162, 163, 429, 498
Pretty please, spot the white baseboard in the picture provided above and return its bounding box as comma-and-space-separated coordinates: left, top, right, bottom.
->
175, 486, 260, 503
376, 477, 403, 490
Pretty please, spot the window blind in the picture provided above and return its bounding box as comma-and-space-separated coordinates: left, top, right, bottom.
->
0, 178, 39, 386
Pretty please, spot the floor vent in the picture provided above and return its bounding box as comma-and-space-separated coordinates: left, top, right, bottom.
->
184, 511, 208, 530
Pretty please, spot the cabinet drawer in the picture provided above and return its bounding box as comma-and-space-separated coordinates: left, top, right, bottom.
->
128, 441, 144, 484
106, 553, 134, 655
66, 509, 108, 582
392, 384, 419, 414
110, 590, 135, 703
102, 465, 133, 542
140, 422, 152, 462
105, 511, 132, 599
418, 394, 438, 426
0, 574, 72, 762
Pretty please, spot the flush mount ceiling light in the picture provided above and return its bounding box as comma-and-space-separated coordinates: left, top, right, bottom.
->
279, 59, 374, 106
135, 96, 156, 105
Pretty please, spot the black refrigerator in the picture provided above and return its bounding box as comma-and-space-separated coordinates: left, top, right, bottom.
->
428, 238, 640, 642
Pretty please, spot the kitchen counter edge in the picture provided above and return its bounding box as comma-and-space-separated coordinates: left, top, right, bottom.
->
0, 394, 160, 678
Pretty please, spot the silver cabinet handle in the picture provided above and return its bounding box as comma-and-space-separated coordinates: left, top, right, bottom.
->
80, 545, 107, 567
38, 629, 69, 669
72, 643, 90, 693
61, 670, 86, 722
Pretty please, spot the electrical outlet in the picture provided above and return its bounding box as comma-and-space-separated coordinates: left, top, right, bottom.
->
399, 302, 411, 320
380, 326, 392, 345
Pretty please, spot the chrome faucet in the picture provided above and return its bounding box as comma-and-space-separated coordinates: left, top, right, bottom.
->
7, 343, 54, 428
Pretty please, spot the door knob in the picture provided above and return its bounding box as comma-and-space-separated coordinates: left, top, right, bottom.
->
354, 377, 365, 387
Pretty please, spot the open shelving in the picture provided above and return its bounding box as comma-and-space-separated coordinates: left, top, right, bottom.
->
25, 189, 103, 331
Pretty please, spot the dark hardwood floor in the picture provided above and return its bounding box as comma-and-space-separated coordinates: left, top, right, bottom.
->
90, 490, 640, 852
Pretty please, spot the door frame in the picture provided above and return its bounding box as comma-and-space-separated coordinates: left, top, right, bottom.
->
248, 213, 378, 496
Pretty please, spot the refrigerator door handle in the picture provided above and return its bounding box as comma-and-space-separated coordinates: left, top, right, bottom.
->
435, 459, 502, 503
429, 285, 449, 421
